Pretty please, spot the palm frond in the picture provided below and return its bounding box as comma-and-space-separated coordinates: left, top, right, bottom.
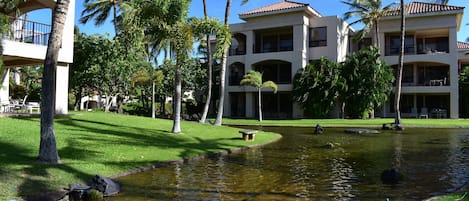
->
262, 81, 278, 93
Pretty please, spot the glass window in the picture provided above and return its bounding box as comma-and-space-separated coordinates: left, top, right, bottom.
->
309, 27, 327, 47
386, 35, 414, 55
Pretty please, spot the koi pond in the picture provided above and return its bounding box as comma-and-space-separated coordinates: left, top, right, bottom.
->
109, 127, 469, 201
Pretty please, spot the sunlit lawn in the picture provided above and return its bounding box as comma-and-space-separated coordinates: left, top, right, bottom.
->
221, 118, 469, 128
0, 112, 281, 199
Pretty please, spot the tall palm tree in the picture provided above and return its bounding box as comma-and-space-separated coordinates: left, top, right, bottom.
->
199, 0, 213, 124
39, 0, 70, 164
80, 0, 125, 34
394, 0, 405, 129
342, 0, 394, 48
240, 70, 278, 122
213, 0, 232, 126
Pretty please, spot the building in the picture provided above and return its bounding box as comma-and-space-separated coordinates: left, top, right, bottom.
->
378, 2, 466, 119
224, 0, 467, 119
0, 0, 75, 114
225, 0, 351, 119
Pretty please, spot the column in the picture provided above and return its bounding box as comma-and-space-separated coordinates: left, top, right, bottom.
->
0, 69, 10, 104
245, 92, 254, 118
55, 65, 69, 115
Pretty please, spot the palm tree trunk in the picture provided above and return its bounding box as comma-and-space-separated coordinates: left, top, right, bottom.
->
374, 21, 380, 49
172, 65, 182, 133
112, 0, 118, 34
394, 0, 405, 129
200, 0, 212, 123
39, 0, 69, 164
258, 88, 262, 122
214, 0, 231, 126
152, 81, 156, 118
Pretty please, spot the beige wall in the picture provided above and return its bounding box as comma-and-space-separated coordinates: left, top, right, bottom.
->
379, 13, 461, 118
227, 11, 351, 118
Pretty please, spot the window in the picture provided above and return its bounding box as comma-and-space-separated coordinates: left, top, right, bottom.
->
385, 35, 415, 55
309, 27, 327, 47
254, 27, 293, 53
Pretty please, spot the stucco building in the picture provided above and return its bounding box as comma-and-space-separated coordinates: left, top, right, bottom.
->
224, 0, 468, 119
1, 0, 75, 114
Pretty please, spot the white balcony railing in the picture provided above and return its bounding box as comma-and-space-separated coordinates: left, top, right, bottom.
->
6, 17, 51, 46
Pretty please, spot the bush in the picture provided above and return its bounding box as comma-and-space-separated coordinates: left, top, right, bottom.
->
121, 102, 150, 117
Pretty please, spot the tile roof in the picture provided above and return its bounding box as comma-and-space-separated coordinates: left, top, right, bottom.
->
239, 0, 310, 16
383, 2, 464, 17
458, 41, 469, 49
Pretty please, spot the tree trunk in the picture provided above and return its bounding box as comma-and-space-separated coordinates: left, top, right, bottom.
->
258, 88, 262, 122
112, 0, 118, 34
214, 0, 231, 126
172, 65, 182, 133
200, 0, 212, 124
374, 20, 380, 49
152, 81, 155, 118
394, 0, 405, 129
74, 88, 82, 111
39, 0, 69, 164
105, 95, 112, 112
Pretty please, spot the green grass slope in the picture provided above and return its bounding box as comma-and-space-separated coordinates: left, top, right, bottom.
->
0, 112, 280, 199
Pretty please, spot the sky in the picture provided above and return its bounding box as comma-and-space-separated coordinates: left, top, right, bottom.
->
30, 0, 469, 41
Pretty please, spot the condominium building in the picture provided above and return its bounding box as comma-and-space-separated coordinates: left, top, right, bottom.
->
0, 0, 75, 114
224, 0, 467, 119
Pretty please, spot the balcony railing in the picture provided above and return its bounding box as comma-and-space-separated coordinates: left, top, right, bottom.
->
7, 17, 51, 46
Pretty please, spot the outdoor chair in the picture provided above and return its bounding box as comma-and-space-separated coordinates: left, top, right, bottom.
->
419, 107, 429, 119
411, 108, 418, 118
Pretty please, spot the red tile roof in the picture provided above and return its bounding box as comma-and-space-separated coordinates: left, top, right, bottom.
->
458, 41, 469, 49
383, 2, 464, 16
240, 0, 310, 16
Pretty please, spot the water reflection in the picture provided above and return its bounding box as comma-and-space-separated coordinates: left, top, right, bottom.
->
110, 127, 469, 201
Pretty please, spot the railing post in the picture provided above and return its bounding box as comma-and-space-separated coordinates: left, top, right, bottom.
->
32, 21, 35, 44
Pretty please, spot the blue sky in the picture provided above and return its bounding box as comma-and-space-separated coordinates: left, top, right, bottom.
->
30, 0, 469, 41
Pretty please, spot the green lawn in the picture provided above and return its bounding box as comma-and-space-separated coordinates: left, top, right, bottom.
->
0, 112, 281, 199
221, 118, 469, 128
427, 193, 469, 201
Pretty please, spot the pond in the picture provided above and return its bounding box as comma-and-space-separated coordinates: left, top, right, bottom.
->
108, 127, 469, 201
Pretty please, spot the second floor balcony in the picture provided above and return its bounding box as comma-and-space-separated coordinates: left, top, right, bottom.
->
385, 29, 450, 56
254, 27, 293, 54
5, 17, 51, 46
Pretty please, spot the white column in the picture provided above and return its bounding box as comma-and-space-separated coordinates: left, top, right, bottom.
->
0, 69, 10, 104
449, 27, 459, 118
55, 65, 69, 115
245, 92, 254, 118
245, 30, 254, 56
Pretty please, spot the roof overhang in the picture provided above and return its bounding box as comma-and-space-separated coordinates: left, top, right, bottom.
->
239, 6, 322, 20
1, 0, 55, 16
381, 10, 465, 31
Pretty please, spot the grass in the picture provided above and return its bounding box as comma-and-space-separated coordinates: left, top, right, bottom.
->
0, 112, 281, 199
221, 118, 469, 128
428, 193, 469, 201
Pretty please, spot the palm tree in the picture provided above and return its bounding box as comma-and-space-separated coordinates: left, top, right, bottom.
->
39, 0, 70, 164
199, 0, 213, 124
240, 70, 278, 122
394, 0, 405, 129
342, 0, 394, 48
132, 68, 164, 118
80, 0, 125, 34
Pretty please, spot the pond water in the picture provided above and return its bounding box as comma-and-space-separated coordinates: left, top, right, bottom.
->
108, 127, 469, 201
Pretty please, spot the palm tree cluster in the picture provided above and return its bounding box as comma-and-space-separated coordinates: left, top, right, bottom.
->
79, 0, 235, 133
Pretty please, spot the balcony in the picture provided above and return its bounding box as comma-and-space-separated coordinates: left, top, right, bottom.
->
385, 30, 449, 56
254, 27, 293, 54
6, 17, 51, 46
